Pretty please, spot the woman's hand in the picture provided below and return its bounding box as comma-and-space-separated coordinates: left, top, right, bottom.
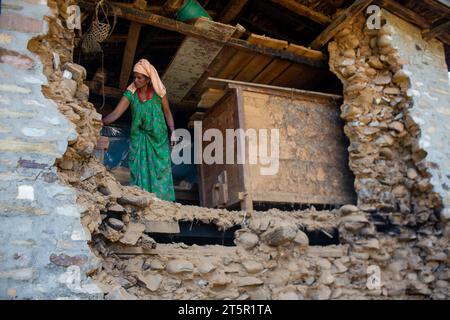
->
170, 131, 177, 149
102, 96, 130, 126
96, 136, 109, 150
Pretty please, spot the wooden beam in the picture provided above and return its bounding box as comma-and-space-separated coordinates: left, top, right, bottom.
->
423, 20, 450, 40
422, 0, 450, 15
229, 37, 326, 67
204, 77, 342, 100
119, 21, 142, 90
375, 0, 430, 29
436, 0, 450, 8
79, 1, 326, 67
233, 34, 290, 82
270, 0, 332, 25
309, 0, 373, 50
219, 0, 249, 23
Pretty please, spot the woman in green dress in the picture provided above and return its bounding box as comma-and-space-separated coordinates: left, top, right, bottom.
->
102, 59, 176, 201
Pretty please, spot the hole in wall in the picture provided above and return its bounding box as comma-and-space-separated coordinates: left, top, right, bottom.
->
371, 212, 401, 235
73, 3, 355, 214
302, 228, 340, 246
147, 220, 241, 247
253, 202, 342, 212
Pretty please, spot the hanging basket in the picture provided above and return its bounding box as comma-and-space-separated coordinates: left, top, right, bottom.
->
90, 20, 111, 43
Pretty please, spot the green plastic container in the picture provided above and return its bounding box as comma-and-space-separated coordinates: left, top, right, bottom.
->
176, 0, 211, 22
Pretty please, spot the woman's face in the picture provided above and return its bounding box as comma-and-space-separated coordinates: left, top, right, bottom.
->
133, 72, 150, 88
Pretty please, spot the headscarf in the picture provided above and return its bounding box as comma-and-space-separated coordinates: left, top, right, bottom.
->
126, 59, 167, 98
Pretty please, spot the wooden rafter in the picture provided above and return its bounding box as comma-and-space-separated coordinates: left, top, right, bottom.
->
270, 0, 332, 25
309, 0, 373, 50
375, 0, 430, 29
435, 0, 450, 8
423, 20, 450, 40
422, 0, 450, 15
219, 0, 249, 24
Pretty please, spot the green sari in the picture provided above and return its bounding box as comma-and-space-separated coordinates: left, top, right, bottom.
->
124, 89, 175, 201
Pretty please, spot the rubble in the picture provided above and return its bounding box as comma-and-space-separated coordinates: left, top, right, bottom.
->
166, 260, 194, 274
107, 218, 124, 231
260, 222, 298, 246
119, 223, 146, 246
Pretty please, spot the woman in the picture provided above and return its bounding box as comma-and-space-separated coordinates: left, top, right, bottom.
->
102, 59, 176, 201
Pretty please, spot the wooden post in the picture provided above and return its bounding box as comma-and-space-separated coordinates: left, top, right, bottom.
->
119, 21, 142, 90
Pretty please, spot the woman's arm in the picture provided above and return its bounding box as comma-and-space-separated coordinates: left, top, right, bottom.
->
161, 95, 177, 147
161, 95, 174, 132
102, 96, 130, 125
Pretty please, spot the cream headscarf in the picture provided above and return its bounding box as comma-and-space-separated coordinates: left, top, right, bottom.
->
127, 59, 167, 98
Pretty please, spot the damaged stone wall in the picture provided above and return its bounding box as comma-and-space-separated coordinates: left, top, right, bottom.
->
382, 11, 450, 220
2, 0, 450, 300
85, 199, 450, 300
0, 0, 101, 299
328, 11, 446, 226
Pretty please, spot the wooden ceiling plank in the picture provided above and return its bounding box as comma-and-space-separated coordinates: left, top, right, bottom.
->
252, 60, 292, 84
233, 34, 288, 82
215, 51, 255, 79
233, 55, 274, 82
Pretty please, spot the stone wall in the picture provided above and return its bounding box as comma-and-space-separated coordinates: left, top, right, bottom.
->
0, 0, 101, 299
1, 1, 450, 300
328, 11, 446, 227
382, 11, 450, 219
89, 199, 450, 300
